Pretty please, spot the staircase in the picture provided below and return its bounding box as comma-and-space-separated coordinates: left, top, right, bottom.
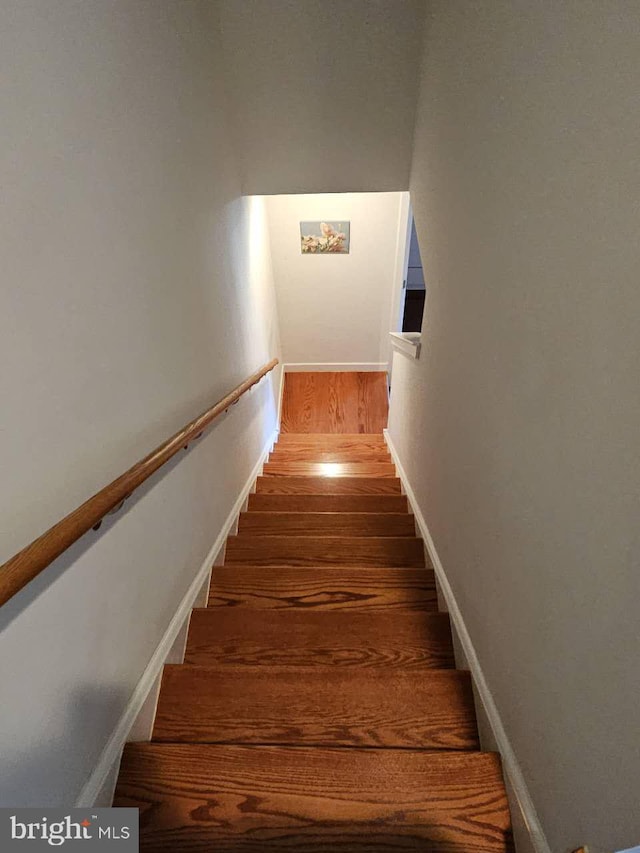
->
114, 433, 513, 851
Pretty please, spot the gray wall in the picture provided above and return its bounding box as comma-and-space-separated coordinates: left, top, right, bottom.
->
391, 2, 640, 851
219, 0, 425, 194
0, 0, 281, 806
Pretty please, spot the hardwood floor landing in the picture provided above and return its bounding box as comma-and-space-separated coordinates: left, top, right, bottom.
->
281, 372, 388, 434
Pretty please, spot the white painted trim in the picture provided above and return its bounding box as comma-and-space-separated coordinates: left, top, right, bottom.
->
383, 427, 551, 853
276, 363, 286, 429
284, 362, 388, 372
76, 427, 278, 808
389, 332, 421, 360
390, 192, 413, 335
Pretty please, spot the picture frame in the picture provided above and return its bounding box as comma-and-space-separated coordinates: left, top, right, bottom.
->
300, 221, 350, 254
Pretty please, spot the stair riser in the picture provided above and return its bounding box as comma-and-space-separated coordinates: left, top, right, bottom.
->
255, 476, 402, 495
153, 666, 478, 750
276, 434, 388, 446
262, 462, 397, 477
248, 494, 409, 512
224, 536, 426, 567
237, 512, 416, 537
269, 449, 392, 462
186, 610, 453, 668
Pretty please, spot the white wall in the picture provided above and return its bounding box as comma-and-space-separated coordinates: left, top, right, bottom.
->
219, 0, 425, 195
0, 0, 281, 807
266, 192, 407, 367
389, 2, 640, 852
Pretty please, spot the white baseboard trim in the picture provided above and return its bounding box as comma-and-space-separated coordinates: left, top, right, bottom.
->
383, 428, 551, 853
276, 363, 286, 428
76, 427, 278, 808
284, 362, 388, 373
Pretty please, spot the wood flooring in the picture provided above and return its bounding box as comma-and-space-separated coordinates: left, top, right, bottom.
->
114, 425, 513, 850
118, 744, 511, 852
281, 372, 388, 433
255, 475, 402, 495
183, 610, 455, 669
206, 566, 438, 611
237, 511, 416, 537
153, 666, 478, 749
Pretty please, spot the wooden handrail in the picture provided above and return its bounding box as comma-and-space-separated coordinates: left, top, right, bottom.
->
0, 357, 279, 608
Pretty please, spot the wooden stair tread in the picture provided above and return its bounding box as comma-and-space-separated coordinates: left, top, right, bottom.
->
255, 475, 402, 495
263, 461, 396, 477
207, 565, 438, 610
153, 665, 478, 749
248, 493, 408, 512
269, 447, 392, 462
114, 743, 513, 851
185, 610, 452, 668
238, 512, 416, 537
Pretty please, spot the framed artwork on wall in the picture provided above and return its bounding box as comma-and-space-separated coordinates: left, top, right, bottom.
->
300, 221, 350, 254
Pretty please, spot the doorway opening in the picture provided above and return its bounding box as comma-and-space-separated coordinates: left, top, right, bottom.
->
401, 218, 425, 333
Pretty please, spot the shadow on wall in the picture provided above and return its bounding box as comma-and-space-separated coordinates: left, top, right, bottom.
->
0, 684, 129, 809
0, 404, 248, 633
0, 451, 189, 808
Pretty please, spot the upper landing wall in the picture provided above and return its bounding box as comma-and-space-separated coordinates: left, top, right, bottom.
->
219, 0, 425, 195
